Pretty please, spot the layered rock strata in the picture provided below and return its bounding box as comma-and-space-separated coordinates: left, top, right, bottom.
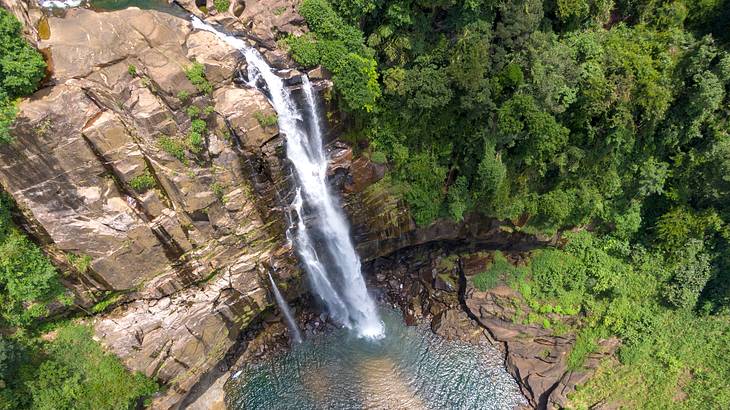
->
0, 8, 301, 407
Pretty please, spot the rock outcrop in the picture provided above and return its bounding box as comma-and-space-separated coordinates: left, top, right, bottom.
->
327, 143, 557, 262
366, 245, 620, 410
175, 0, 307, 68
463, 263, 620, 409
0, 7, 301, 407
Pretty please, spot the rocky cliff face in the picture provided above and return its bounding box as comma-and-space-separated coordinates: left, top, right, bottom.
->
0, 5, 307, 407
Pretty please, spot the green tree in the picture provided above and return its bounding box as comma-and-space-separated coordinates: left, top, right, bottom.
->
0, 9, 46, 143
663, 239, 713, 309
0, 194, 67, 327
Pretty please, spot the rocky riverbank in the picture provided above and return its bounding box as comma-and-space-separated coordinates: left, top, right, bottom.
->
358, 244, 621, 410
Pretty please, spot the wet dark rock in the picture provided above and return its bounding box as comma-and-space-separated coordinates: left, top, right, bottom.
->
283, 74, 303, 86
433, 273, 457, 292
431, 309, 483, 343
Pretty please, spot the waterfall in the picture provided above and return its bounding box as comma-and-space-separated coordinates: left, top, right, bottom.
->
191, 18, 384, 339
267, 271, 303, 344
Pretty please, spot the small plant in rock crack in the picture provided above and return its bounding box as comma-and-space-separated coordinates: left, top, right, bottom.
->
184, 62, 213, 94
159, 135, 187, 163
187, 119, 207, 154
129, 169, 156, 192
214, 0, 230, 12
186, 105, 201, 118
211, 182, 226, 201
177, 90, 190, 102
254, 111, 278, 128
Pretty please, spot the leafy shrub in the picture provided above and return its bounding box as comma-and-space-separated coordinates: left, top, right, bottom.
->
298, 0, 364, 50
284, 33, 321, 68
332, 53, 380, 112
129, 169, 156, 192
191, 118, 207, 134
662, 239, 712, 309
213, 0, 229, 12
184, 62, 212, 94
158, 136, 187, 162
287, 0, 380, 111
0, 194, 68, 327
187, 119, 207, 154
127, 65, 136, 76
398, 151, 446, 226
0, 9, 46, 143
0, 10, 46, 98
0, 102, 18, 144
447, 175, 469, 222
254, 111, 278, 128
187, 131, 204, 154
27, 324, 158, 410
186, 105, 200, 118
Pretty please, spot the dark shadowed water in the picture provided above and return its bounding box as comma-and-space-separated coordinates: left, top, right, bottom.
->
225, 308, 526, 410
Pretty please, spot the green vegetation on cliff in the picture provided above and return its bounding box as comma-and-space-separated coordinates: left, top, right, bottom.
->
1, 323, 157, 410
0, 9, 45, 143
295, 0, 730, 407
0, 194, 158, 410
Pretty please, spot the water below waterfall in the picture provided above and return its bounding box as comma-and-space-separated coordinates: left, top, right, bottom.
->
191, 17, 384, 339
226, 308, 526, 409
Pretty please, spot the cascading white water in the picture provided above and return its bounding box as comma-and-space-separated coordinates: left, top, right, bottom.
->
191, 17, 384, 338
267, 271, 303, 344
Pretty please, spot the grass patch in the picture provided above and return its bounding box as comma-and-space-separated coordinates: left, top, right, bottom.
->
213, 0, 229, 12
254, 111, 278, 128
568, 327, 602, 370
67, 253, 92, 274
473, 251, 525, 291
90, 292, 124, 314
159, 135, 187, 162
370, 151, 387, 164
129, 169, 156, 192
184, 62, 212, 94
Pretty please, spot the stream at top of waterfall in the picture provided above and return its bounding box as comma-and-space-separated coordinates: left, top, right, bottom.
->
225, 307, 526, 410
